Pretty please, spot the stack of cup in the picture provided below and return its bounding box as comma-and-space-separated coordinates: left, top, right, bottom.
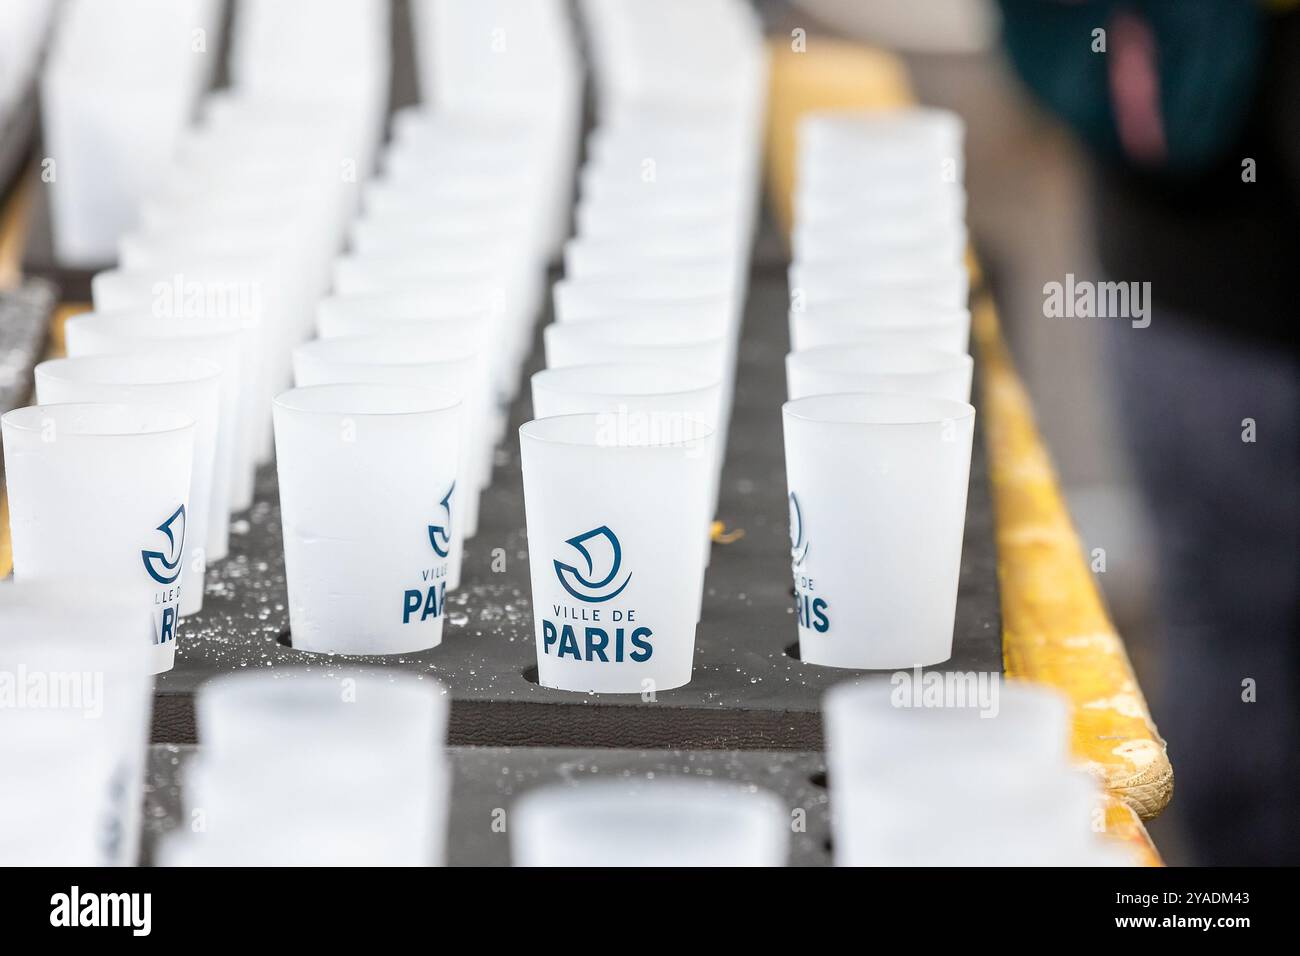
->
783, 107, 977, 670
38, 0, 221, 266
511, 779, 789, 867
514, 0, 766, 695
159, 669, 450, 866
0, 583, 155, 866
823, 679, 1136, 866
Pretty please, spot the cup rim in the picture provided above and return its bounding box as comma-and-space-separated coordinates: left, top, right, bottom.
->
531, 363, 722, 400
546, 318, 727, 350
293, 332, 479, 367
519, 411, 716, 448
35, 354, 224, 388
782, 391, 975, 426
0, 402, 195, 437
273, 383, 462, 417
786, 345, 973, 376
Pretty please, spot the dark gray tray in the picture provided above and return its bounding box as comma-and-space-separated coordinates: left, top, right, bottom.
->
142, 744, 832, 867
151, 269, 1002, 750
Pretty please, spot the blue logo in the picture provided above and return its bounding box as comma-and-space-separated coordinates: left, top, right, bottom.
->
141, 505, 186, 585
554, 526, 632, 603
789, 493, 809, 567
428, 482, 455, 558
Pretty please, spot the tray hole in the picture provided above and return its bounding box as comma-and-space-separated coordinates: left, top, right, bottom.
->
823, 837, 833, 856
809, 770, 827, 789
275, 625, 292, 648
784, 642, 801, 662
522, 665, 539, 685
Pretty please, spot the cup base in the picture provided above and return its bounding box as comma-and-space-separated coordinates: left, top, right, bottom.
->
797, 639, 954, 671
149, 642, 176, 675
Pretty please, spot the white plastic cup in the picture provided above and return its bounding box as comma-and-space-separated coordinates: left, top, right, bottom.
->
64, 310, 252, 525
511, 780, 788, 866
822, 678, 1075, 779
2, 404, 194, 673
90, 264, 270, 482
789, 304, 971, 354
197, 667, 449, 763
315, 289, 505, 466
273, 385, 461, 655
782, 393, 974, 669
34, 355, 223, 615
789, 261, 970, 312
543, 316, 728, 379
0, 582, 156, 866
785, 346, 973, 403
292, 333, 481, 583
519, 412, 713, 692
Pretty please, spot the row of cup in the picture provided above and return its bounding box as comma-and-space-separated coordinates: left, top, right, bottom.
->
262, 23, 584, 654
155, 667, 790, 866
780, 108, 977, 671
513, 0, 767, 694
2, 1, 393, 670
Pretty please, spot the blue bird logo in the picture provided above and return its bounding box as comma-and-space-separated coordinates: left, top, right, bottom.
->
789, 492, 809, 568
141, 505, 186, 585
428, 482, 455, 558
554, 525, 632, 603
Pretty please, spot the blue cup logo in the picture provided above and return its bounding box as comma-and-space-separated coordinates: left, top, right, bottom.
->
789, 492, 809, 568
427, 482, 455, 559
141, 505, 186, 584
142, 504, 185, 645
789, 492, 829, 634
553, 525, 632, 603
403, 482, 454, 625
543, 525, 651, 663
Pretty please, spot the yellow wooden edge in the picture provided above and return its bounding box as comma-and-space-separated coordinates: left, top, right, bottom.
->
0, 169, 32, 292
763, 36, 1168, 862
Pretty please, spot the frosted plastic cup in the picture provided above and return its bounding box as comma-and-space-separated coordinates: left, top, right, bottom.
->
785, 346, 973, 403
791, 221, 968, 266
328, 257, 535, 404
95, 253, 279, 465
1, 587, 157, 868
789, 261, 970, 311
782, 393, 974, 669
562, 235, 743, 282
822, 678, 1075, 782
543, 316, 734, 460
292, 334, 481, 582
789, 305, 972, 354
574, 195, 749, 249
531, 362, 726, 612
511, 780, 788, 867
831, 758, 1103, 867
315, 289, 505, 456
543, 317, 728, 379
794, 183, 968, 233
2, 404, 194, 674
0, 582, 156, 866
798, 107, 965, 180
273, 385, 461, 655
552, 274, 736, 333
519, 413, 713, 693
572, 209, 742, 255
197, 668, 448, 764
63, 310, 251, 523
34, 355, 223, 615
